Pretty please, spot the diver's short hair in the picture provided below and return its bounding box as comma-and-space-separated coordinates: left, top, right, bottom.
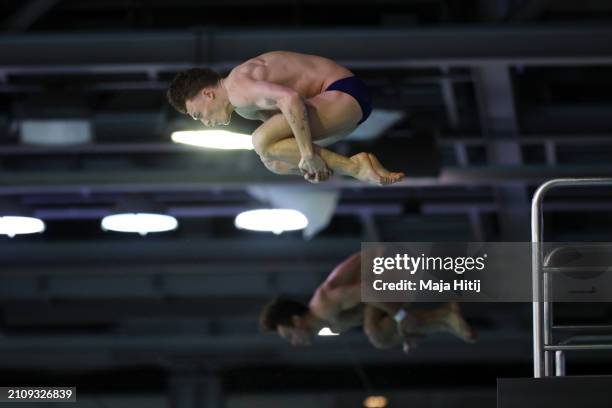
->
166, 67, 221, 114
259, 297, 309, 333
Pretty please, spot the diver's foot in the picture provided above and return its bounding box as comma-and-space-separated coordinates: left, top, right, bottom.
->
368, 153, 405, 184
445, 302, 478, 343
350, 153, 398, 186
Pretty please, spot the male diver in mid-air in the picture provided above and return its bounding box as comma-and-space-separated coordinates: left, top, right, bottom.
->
167, 51, 405, 185
259, 251, 478, 351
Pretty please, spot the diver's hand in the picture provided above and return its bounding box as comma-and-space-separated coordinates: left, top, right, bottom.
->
298, 153, 332, 183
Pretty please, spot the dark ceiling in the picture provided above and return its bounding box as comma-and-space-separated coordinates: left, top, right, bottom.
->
2, 1, 612, 406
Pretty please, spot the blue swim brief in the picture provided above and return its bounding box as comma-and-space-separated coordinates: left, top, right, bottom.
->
325, 76, 372, 125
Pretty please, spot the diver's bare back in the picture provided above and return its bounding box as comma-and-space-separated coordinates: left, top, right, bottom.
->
226, 51, 354, 115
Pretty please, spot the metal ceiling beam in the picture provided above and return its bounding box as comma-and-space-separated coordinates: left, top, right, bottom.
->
0, 331, 532, 368
5, 134, 610, 156
0, 261, 333, 301
437, 135, 612, 146
0, 238, 361, 265
27, 202, 402, 220
0, 263, 327, 300
0, 165, 611, 195
473, 63, 529, 240
1, 27, 612, 68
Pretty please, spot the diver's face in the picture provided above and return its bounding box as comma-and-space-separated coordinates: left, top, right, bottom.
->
277, 324, 313, 347
185, 89, 230, 127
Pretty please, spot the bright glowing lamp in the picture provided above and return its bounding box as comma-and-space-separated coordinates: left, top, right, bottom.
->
363, 395, 388, 408
101, 213, 178, 236
234, 209, 308, 235
318, 327, 340, 336
0, 216, 45, 238
171, 130, 253, 150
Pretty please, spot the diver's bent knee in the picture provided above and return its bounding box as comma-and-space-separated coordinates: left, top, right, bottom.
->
260, 157, 283, 174
363, 328, 385, 349
368, 334, 394, 350
251, 130, 271, 158
364, 327, 393, 350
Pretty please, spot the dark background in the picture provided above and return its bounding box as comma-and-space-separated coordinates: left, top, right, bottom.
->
2, 1, 612, 407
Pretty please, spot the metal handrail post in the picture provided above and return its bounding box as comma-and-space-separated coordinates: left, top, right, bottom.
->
532, 178, 612, 378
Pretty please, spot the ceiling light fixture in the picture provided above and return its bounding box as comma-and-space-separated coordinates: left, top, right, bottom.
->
317, 327, 340, 336
101, 213, 178, 236
0, 216, 45, 238
171, 130, 254, 150
234, 209, 308, 235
